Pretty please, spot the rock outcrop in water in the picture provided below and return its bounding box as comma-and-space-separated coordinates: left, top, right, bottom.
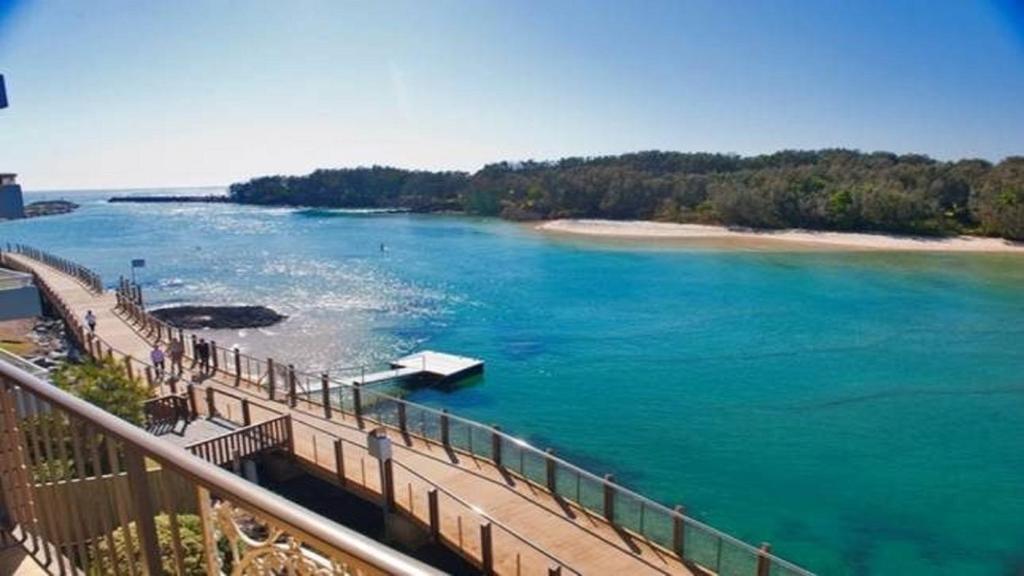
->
25, 200, 79, 218
150, 305, 285, 329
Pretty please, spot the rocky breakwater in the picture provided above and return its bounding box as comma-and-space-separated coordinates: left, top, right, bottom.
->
24, 200, 79, 218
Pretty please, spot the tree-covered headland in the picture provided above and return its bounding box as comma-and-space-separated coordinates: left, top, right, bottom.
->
229, 150, 1024, 240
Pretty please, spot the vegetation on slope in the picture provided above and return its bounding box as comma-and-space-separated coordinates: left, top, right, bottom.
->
52, 358, 150, 426
229, 150, 1024, 240
91, 514, 207, 576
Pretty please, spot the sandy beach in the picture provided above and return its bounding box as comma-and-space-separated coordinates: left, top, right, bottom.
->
536, 219, 1024, 253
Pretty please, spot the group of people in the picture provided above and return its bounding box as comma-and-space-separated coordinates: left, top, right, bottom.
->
148, 337, 215, 379
149, 338, 185, 379
84, 309, 216, 381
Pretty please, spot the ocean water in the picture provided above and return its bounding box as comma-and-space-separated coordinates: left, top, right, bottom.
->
6, 190, 1024, 575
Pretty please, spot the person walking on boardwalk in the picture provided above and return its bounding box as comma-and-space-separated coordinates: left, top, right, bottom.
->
197, 338, 211, 375
85, 310, 96, 333
150, 344, 166, 378
168, 338, 184, 376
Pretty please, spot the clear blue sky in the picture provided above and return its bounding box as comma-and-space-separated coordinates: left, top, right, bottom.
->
1, 0, 1023, 190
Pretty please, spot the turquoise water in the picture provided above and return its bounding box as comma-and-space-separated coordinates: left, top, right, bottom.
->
7, 192, 1024, 575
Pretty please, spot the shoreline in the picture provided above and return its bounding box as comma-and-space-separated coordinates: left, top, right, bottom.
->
535, 219, 1024, 253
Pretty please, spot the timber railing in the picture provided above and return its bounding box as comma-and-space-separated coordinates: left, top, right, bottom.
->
187, 414, 292, 467
6, 244, 816, 576
0, 356, 442, 575
142, 393, 191, 430
5, 243, 103, 293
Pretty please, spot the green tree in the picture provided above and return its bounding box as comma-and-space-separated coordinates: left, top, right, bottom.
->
973, 157, 1024, 240
229, 149, 1024, 239
52, 358, 151, 426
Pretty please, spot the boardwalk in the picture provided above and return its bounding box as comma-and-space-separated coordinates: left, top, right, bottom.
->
1, 249, 811, 576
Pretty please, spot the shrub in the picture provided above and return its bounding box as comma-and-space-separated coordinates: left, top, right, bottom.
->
90, 513, 207, 576
52, 358, 150, 426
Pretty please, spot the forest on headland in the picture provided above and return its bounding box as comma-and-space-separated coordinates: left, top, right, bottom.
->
228, 150, 1024, 240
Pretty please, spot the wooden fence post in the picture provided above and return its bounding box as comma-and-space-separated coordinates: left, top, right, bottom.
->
757, 543, 772, 576
287, 365, 297, 408
428, 489, 439, 542
187, 384, 198, 417
285, 415, 295, 455
190, 335, 198, 368
603, 474, 615, 522
321, 373, 331, 418
480, 522, 494, 575
673, 505, 686, 557
353, 383, 363, 428
398, 402, 407, 435
492, 425, 502, 467
546, 448, 557, 492
334, 439, 346, 485
206, 387, 216, 417
382, 458, 395, 512
123, 447, 163, 576
242, 398, 251, 427
440, 409, 450, 446
124, 356, 135, 381
234, 348, 242, 386
210, 341, 219, 372
267, 358, 276, 400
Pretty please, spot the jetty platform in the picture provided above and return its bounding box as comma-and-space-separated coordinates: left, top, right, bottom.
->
354, 350, 484, 387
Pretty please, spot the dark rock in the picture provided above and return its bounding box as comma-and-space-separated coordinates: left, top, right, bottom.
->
24, 200, 79, 218
150, 305, 286, 330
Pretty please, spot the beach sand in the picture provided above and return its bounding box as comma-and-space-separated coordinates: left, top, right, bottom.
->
535, 219, 1024, 253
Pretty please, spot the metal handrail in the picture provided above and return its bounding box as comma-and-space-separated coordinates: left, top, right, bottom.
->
317, 360, 816, 573
0, 359, 442, 575
391, 458, 582, 574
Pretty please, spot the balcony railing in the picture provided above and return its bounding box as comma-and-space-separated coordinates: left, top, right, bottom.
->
0, 358, 443, 575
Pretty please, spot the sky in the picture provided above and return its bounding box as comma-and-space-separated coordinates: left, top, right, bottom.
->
1, 0, 1023, 191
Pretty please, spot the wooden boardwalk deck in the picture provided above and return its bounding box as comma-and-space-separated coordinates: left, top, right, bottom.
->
5, 253, 702, 576
154, 416, 238, 449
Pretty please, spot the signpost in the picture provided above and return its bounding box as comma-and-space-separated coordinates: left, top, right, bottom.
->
131, 258, 146, 284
